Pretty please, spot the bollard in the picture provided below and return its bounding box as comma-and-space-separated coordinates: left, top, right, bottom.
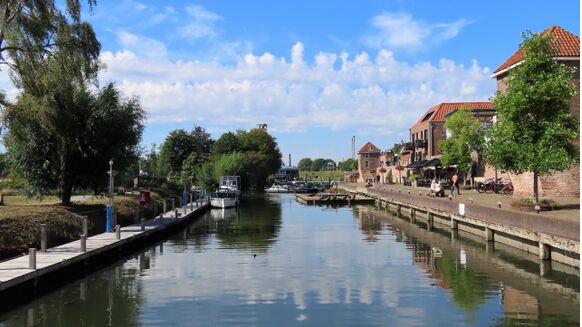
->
497, 201, 502, 208
183, 205, 187, 216
80, 235, 87, 252
29, 248, 36, 270
141, 218, 145, 231
163, 200, 167, 214
40, 223, 47, 252
469, 198, 474, 204
115, 225, 121, 240
407, 190, 410, 195
82, 216, 88, 238
190, 201, 193, 211
449, 195, 453, 201
175, 208, 179, 218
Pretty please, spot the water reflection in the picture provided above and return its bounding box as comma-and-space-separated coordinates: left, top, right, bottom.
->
0, 194, 578, 326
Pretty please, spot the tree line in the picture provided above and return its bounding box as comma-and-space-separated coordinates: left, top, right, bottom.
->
141, 127, 282, 191
297, 158, 358, 171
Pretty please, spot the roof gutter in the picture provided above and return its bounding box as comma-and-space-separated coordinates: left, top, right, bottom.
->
490, 56, 580, 79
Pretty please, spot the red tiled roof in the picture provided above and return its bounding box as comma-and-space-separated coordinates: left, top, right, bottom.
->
412, 102, 494, 128
493, 25, 580, 75
358, 141, 381, 154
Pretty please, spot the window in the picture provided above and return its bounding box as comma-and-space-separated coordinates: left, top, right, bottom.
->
424, 130, 428, 140
421, 112, 434, 122
365, 160, 369, 168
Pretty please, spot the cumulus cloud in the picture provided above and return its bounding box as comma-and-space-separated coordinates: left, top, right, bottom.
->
99, 42, 495, 136
366, 12, 473, 51
117, 31, 167, 59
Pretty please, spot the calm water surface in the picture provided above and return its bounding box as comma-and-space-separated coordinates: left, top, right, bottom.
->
0, 193, 579, 326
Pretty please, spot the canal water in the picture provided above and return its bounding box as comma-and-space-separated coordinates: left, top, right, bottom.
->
0, 193, 579, 326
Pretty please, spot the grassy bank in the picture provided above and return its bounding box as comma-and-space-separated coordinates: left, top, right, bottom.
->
0, 187, 184, 261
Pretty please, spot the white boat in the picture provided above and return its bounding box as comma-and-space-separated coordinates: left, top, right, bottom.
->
210, 176, 241, 208
210, 190, 239, 208
265, 184, 288, 193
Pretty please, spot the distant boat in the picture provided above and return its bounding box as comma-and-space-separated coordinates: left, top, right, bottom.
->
265, 184, 289, 193
210, 176, 241, 208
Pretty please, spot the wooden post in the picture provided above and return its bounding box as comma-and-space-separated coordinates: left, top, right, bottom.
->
485, 227, 494, 242
410, 208, 416, 222
29, 248, 36, 270
450, 217, 458, 230
115, 225, 121, 240
80, 235, 87, 252
174, 209, 179, 218
40, 224, 47, 252
538, 242, 550, 260
396, 204, 401, 217
427, 212, 433, 231
82, 216, 88, 238
141, 218, 145, 231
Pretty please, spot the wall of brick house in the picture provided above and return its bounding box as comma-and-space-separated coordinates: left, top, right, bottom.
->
494, 60, 580, 198
358, 152, 381, 183
410, 122, 429, 160
431, 123, 447, 157
509, 165, 580, 198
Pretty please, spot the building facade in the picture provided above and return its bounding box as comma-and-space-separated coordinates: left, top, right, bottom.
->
357, 142, 382, 183
491, 25, 580, 198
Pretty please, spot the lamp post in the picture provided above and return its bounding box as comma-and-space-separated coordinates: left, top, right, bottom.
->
106, 160, 116, 232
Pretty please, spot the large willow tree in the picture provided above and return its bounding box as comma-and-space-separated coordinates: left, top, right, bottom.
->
1, 0, 145, 204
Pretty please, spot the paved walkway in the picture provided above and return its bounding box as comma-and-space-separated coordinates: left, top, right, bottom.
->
342, 183, 579, 222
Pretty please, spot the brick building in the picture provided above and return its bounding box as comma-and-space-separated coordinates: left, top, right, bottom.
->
490, 25, 580, 198
357, 141, 382, 183
406, 101, 495, 163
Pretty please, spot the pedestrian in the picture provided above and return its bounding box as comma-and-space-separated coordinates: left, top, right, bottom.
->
451, 173, 460, 197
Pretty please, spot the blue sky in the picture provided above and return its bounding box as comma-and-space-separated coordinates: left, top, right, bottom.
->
1, 0, 580, 162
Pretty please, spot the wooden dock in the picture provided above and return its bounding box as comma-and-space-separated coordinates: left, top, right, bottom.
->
0, 199, 210, 309
295, 193, 375, 205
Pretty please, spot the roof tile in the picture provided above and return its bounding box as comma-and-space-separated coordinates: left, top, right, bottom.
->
412, 102, 494, 128
494, 25, 580, 74
358, 141, 381, 153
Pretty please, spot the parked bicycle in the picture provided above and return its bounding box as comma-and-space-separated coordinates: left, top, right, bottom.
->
477, 178, 513, 194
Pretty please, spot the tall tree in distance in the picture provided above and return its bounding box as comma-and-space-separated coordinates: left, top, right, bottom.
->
159, 126, 213, 178
212, 131, 240, 155
297, 158, 313, 171
484, 30, 578, 205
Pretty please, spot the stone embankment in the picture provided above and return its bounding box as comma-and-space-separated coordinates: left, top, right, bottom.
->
339, 184, 579, 268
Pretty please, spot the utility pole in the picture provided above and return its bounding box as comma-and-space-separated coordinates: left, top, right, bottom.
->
352, 136, 356, 159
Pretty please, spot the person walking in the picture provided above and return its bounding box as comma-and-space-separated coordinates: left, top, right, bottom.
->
451, 173, 460, 197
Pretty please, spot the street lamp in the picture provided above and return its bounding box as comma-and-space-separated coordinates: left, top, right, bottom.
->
106, 160, 116, 232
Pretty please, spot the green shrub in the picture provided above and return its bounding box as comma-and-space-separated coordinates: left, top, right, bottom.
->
409, 174, 422, 181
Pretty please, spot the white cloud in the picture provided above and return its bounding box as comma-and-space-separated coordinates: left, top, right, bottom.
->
366, 12, 473, 51
117, 31, 167, 59
99, 42, 495, 137
181, 5, 222, 40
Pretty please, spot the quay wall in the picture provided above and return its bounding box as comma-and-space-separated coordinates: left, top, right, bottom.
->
339, 184, 579, 268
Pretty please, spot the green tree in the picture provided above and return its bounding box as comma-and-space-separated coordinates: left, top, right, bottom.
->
3, 83, 144, 203
439, 109, 483, 180
297, 158, 313, 171
310, 158, 326, 171
484, 30, 578, 205
159, 126, 213, 177
390, 143, 403, 154
338, 158, 358, 171
213, 131, 240, 155
237, 128, 282, 186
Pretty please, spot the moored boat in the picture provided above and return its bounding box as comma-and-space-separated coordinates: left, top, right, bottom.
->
211, 176, 241, 208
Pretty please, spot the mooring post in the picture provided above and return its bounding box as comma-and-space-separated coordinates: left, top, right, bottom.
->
450, 217, 458, 230
427, 212, 433, 231
174, 208, 179, 218
80, 235, 87, 252
485, 227, 494, 242
163, 200, 167, 215
396, 204, 401, 217
115, 225, 121, 240
183, 205, 187, 216
29, 248, 36, 270
538, 242, 550, 261
410, 208, 416, 222
40, 223, 47, 252
82, 216, 88, 238
141, 218, 145, 231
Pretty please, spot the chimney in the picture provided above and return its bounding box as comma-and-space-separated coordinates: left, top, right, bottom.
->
289, 154, 292, 167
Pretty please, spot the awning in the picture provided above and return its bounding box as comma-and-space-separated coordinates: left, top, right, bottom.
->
425, 158, 441, 167
407, 160, 428, 169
